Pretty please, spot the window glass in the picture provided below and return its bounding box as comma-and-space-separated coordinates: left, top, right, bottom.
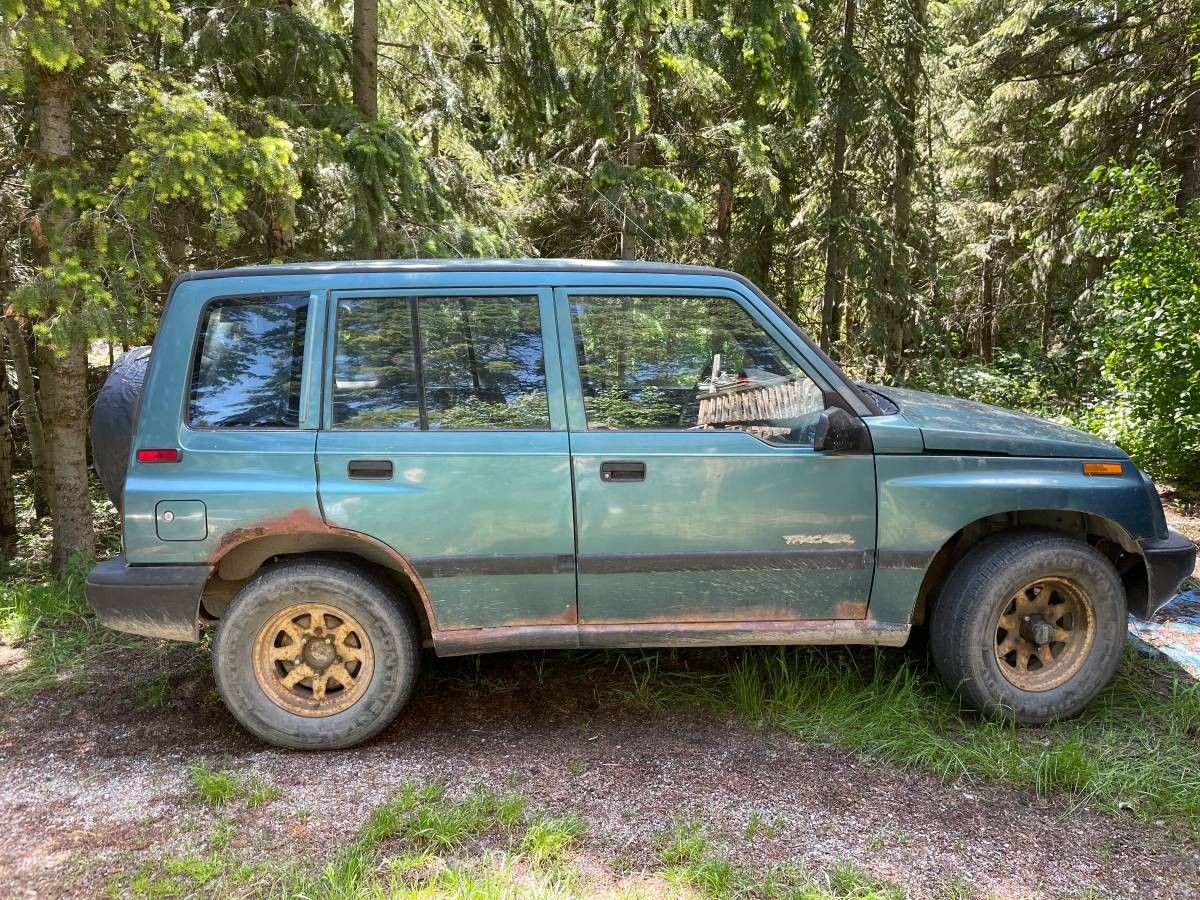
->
571, 295, 825, 444
189, 295, 308, 428
333, 295, 550, 430
333, 297, 420, 429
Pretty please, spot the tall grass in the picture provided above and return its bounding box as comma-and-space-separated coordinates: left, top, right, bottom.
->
0, 557, 146, 698
624, 646, 1200, 827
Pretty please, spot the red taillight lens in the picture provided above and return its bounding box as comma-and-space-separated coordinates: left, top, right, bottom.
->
136, 448, 181, 463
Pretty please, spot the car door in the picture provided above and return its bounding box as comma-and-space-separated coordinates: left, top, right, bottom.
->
556, 286, 877, 625
316, 287, 577, 633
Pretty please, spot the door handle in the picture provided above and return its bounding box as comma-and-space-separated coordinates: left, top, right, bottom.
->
600, 460, 646, 482
348, 459, 393, 480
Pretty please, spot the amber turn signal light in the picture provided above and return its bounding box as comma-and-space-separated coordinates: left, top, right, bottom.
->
1082, 461, 1123, 477
136, 448, 181, 463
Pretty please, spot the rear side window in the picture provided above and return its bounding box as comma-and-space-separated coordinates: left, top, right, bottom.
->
189, 295, 309, 428
333, 295, 550, 430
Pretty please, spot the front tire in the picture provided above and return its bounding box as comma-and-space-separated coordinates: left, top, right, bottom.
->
929, 531, 1127, 723
213, 559, 420, 749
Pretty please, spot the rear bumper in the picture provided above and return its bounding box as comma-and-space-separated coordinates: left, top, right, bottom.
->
1135, 529, 1197, 619
85, 554, 211, 642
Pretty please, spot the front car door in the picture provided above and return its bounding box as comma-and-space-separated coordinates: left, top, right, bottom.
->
316, 286, 577, 635
556, 286, 877, 626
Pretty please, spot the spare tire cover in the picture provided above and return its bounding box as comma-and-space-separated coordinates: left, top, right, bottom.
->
91, 346, 152, 508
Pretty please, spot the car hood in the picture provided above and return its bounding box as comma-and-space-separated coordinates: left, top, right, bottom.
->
864, 385, 1127, 459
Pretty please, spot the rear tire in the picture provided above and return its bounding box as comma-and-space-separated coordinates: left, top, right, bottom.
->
213, 559, 420, 749
929, 530, 1126, 723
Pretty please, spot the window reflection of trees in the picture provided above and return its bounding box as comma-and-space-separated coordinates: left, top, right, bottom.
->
333, 296, 550, 430
571, 295, 823, 440
189, 296, 308, 428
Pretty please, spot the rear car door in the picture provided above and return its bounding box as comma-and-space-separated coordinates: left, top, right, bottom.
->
315, 287, 577, 633
556, 286, 877, 625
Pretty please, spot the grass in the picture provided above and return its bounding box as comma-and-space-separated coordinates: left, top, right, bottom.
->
655, 821, 916, 899
112, 779, 1015, 898
266, 782, 921, 899
188, 759, 280, 809
617, 644, 1200, 827
0, 557, 146, 699
189, 760, 243, 807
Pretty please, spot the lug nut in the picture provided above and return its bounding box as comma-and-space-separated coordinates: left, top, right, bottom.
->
293, 657, 302, 665
325, 637, 332, 644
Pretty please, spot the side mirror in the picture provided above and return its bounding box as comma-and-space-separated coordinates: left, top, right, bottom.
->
812, 407, 867, 453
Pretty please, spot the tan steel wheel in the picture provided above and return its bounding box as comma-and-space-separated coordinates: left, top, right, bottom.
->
994, 577, 1096, 692
252, 603, 375, 717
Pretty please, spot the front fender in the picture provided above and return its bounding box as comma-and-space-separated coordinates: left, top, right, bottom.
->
869, 455, 1162, 624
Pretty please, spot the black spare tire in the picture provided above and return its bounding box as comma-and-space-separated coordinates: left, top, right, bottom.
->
91, 346, 152, 509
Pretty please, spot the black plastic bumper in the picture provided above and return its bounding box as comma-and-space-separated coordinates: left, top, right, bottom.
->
1135, 529, 1197, 620
85, 554, 212, 642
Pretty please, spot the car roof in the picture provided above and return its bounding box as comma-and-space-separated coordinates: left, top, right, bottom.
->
174, 258, 741, 283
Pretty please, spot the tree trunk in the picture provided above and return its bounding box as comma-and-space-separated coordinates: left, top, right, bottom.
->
36, 341, 95, 571
268, 195, 296, 259
620, 23, 655, 262
620, 122, 641, 261
352, 0, 379, 120
978, 146, 1000, 365
820, 0, 857, 354
883, 0, 926, 374
3, 317, 52, 519
1176, 31, 1200, 209
33, 66, 94, 572
779, 170, 798, 319
0, 326, 17, 560
715, 158, 734, 268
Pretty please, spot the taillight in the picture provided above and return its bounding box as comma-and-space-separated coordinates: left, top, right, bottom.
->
136, 448, 181, 463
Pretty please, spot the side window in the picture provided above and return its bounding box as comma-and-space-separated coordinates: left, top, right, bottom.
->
570, 294, 825, 444
189, 295, 308, 428
333, 295, 551, 430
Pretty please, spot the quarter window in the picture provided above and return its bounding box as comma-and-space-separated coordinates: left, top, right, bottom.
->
333, 295, 550, 430
189, 295, 308, 428
570, 294, 825, 443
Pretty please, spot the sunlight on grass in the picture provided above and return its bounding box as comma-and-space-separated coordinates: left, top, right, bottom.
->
0, 559, 139, 698
618, 646, 1200, 827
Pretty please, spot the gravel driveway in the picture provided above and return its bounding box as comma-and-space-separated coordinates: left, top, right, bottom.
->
2, 643, 1198, 898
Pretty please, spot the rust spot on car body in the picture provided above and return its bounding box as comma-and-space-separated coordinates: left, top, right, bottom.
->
207, 508, 440, 633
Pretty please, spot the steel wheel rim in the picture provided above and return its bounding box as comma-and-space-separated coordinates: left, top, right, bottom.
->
253, 603, 374, 717
993, 577, 1095, 692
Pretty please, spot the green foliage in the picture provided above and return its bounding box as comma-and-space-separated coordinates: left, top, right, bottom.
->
902, 348, 1084, 419
189, 761, 242, 807
588, 385, 678, 428
519, 815, 587, 866
1079, 160, 1200, 484
437, 393, 550, 429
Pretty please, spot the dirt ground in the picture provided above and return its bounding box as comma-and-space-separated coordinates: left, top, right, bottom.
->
1, 640, 1199, 900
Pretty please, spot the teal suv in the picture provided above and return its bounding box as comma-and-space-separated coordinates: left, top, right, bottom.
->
85, 260, 1195, 748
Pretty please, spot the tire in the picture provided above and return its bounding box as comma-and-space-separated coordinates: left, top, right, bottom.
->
213, 559, 420, 749
929, 530, 1127, 723
90, 345, 152, 508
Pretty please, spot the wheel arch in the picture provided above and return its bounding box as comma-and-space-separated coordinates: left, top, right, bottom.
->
200, 528, 437, 641
909, 509, 1147, 626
